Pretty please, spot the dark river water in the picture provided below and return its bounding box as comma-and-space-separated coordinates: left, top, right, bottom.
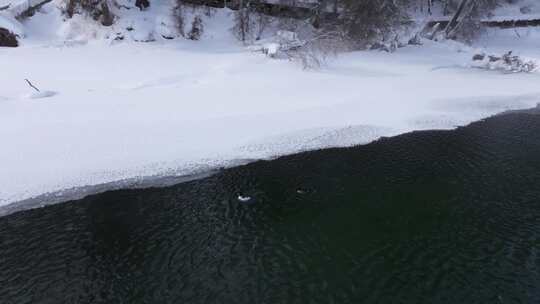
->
1, 113, 540, 304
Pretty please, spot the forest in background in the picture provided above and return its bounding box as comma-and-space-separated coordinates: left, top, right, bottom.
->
61, 0, 531, 47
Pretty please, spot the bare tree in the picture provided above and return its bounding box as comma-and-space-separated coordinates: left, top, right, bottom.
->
173, 0, 186, 37
444, 0, 470, 36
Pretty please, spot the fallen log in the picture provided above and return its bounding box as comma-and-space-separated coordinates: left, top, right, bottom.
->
15, 0, 53, 20
426, 18, 540, 29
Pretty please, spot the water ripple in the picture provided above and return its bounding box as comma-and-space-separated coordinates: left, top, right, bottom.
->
1, 113, 540, 303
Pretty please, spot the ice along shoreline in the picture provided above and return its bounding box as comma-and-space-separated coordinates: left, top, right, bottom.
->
2, 104, 539, 217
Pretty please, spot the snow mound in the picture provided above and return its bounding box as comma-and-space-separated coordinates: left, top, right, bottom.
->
0, 12, 24, 37
23, 90, 57, 99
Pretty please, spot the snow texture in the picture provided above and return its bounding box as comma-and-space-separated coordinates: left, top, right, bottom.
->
0, 12, 24, 36
1, 1, 540, 211
22, 90, 57, 99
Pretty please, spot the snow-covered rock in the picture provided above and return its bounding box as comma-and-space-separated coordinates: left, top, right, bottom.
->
262, 42, 280, 57
251, 30, 304, 58
472, 51, 538, 73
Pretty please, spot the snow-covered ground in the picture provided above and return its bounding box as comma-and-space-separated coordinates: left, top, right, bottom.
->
489, 0, 540, 20
1, 2, 540, 211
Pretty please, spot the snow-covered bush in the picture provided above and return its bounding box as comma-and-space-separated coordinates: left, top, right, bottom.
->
187, 15, 204, 40
472, 51, 538, 73
253, 29, 302, 57
255, 28, 348, 69
0, 28, 18, 47
259, 30, 304, 57
63, 0, 115, 26
292, 30, 349, 69
335, 0, 408, 49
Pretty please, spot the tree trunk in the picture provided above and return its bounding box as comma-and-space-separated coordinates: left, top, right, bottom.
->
444, 0, 470, 36
100, 1, 114, 26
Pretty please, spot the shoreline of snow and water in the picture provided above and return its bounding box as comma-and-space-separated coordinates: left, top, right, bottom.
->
1, 104, 540, 217
1, 1, 540, 214
0, 165, 228, 216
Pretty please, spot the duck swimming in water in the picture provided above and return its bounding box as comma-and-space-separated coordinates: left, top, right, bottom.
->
237, 195, 252, 202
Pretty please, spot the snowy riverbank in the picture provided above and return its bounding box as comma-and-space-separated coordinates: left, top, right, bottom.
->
1, 4, 540, 210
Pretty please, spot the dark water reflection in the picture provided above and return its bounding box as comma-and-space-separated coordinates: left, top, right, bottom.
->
1, 113, 540, 303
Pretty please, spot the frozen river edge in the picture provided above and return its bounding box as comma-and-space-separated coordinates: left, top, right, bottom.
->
2, 104, 539, 217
